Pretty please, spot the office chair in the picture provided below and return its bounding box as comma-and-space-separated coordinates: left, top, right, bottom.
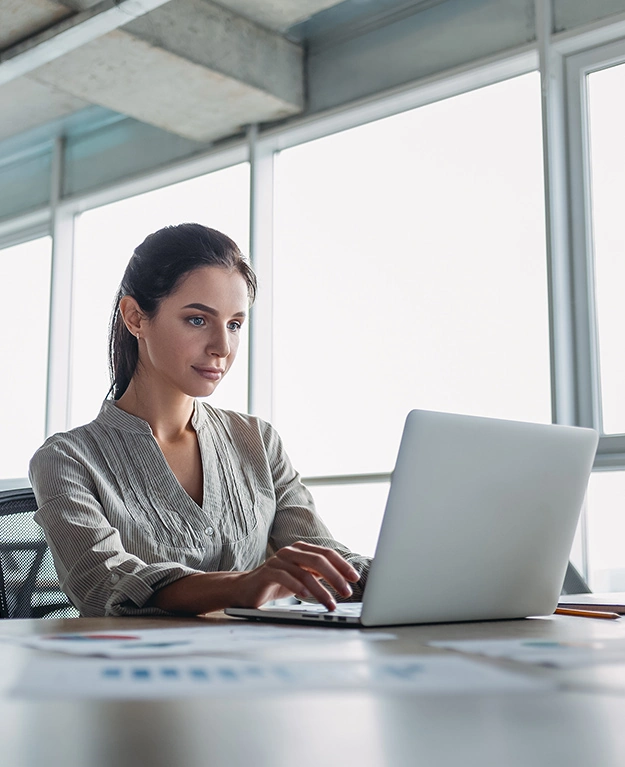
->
562, 561, 592, 595
0, 487, 79, 619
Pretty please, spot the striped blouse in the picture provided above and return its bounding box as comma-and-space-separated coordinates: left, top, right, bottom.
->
29, 400, 370, 617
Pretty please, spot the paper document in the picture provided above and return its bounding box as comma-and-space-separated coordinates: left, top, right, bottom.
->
430, 638, 625, 668
14, 624, 394, 659
12, 654, 548, 699
558, 593, 625, 614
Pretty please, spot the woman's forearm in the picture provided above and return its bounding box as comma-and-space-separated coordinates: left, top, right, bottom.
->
148, 542, 360, 615
147, 571, 244, 614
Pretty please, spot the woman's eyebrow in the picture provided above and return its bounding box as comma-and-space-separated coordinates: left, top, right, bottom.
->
183, 302, 247, 318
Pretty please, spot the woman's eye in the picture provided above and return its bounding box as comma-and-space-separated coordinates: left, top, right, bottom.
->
188, 317, 205, 327
227, 321, 242, 332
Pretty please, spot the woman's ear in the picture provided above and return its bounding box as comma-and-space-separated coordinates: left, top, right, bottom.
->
119, 295, 146, 339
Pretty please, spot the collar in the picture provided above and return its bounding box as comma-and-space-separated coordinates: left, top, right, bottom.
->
97, 398, 210, 435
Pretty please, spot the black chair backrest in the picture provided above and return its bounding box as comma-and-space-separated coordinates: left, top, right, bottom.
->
562, 560, 592, 595
0, 487, 79, 619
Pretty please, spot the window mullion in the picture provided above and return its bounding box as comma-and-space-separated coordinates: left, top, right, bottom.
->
536, 0, 582, 428
248, 125, 275, 421
45, 137, 75, 437
564, 48, 604, 434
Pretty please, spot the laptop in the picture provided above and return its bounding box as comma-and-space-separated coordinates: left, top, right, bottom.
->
225, 410, 599, 627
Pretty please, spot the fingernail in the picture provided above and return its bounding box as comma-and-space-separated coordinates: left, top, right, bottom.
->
300, 588, 311, 598
343, 584, 353, 597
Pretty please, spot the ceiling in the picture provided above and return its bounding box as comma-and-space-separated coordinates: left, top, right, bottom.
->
1, 0, 621, 169
0, 0, 445, 149
0, 0, 332, 146
1, 0, 619, 221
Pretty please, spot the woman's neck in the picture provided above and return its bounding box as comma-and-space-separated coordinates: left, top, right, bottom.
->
115, 379, 195, 443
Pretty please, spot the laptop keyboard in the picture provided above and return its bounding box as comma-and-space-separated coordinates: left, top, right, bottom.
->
293, 602, 363, 616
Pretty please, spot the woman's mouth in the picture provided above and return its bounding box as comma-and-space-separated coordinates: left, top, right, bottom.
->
192, 366, 224, 381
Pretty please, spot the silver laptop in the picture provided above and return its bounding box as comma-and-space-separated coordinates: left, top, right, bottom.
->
225, 410, 599, 627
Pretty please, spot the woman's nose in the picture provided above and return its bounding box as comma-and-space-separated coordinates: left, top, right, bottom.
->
209, 326, 230, 357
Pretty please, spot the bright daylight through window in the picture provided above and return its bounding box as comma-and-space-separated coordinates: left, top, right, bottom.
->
579, 59, 625, 590
586, 471, 625, 591
0, 237, 52, 480
587, 61, 625, 436
273, 72, 549, 554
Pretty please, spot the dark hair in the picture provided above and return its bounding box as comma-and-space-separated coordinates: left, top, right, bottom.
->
108, 222, 257, 400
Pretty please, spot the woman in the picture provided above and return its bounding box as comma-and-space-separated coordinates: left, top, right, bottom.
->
29, 223, 369, 617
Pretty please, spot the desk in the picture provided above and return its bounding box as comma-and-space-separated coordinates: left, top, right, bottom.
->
2, 613, 625, 767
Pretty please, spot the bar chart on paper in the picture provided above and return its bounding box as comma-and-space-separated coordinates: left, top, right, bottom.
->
13, 655, 548, 699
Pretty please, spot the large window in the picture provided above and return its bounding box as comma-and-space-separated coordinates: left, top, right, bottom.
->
70, 163, 250, 428
0, 237, 52, 479
273, 73, 549, 552
574, 54, 625, 589
587, 61, 625, 436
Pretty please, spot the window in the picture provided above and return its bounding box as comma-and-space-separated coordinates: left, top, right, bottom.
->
586, 61, 625, 436
584, 471, 625, 591
273, 73, 549, 553
70, 163, 250, 428
0, 237, 52, 479
568, 51, 625, 590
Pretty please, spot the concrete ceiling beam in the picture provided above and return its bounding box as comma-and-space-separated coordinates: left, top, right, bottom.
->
0, 78, 90, 143
0, 0, 319, 146
0, 0, 72, 50
0, 0, 173, 87
123, 0, 303, 107
213, 0, 348, 32
28, 0, 304, 142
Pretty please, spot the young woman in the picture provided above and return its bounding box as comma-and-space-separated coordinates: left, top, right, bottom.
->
29, 223, 369, 617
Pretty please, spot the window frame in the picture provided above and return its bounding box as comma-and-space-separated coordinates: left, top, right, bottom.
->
564, 38, 625, 467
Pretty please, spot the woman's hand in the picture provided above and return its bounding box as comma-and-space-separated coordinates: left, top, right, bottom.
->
148, 542, 360, 615
235, 541, 360, 611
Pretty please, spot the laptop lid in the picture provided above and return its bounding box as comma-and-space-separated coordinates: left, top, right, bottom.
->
359, 410, 598, 626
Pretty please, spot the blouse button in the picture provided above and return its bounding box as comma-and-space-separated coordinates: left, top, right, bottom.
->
110, 573, 120, 584
205, 526, 214, 536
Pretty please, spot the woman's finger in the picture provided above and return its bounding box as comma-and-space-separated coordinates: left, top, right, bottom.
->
241, 566, 308, 607
265, 556, 337, 610
284, 542, 360, 581
274, 545, 356, 598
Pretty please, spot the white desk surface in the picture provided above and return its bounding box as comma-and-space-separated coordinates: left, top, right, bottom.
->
1, 612, 625, 767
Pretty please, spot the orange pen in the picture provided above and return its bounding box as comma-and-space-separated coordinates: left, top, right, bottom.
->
554, 607, 621, 620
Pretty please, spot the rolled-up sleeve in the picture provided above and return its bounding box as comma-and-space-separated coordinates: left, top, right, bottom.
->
29, 444, 197, 617
261, 421, 371, 600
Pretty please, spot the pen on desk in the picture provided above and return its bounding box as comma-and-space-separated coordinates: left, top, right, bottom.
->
554, 607, 621, 620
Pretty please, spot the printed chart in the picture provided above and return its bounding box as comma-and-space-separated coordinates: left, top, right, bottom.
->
13, 654, 548, 699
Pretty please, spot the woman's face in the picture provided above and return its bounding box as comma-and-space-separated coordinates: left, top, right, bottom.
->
137, 265, 249, 398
